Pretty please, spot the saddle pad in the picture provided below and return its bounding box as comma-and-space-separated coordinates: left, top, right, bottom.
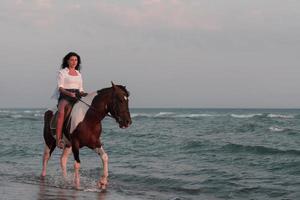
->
69, 92, 97, 134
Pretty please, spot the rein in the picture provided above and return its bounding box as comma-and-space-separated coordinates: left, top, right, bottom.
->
77, 98, 112, 118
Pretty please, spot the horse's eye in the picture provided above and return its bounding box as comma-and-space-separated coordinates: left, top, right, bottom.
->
118, 97, 124, 103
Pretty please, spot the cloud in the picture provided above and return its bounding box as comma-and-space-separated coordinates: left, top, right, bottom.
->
15, 0, 24, 6
67, 3, 81, 11
13, 0, 54, 28
142, 0, 162, 5
95, 0, 221, 31
35, 0, 52, 9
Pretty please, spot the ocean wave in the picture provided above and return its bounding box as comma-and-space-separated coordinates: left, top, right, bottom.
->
267, 114, 294, 119
180, 140, 208, 154
23, 110, 43, 114
0, 110, 46, 120
131, 112, 222, 119
221, 143, 300, 156
112, 173, 184, 191
0, 110, 44, 114
0, 109, 44, 120
154, 112, 175, 117
229, 113, 295, 120
230, 114, 263, 118
0, 114, 42, 121
131, 113, 153, 118
175, 114, 219, 118
0, 110, 15, 113
268, 126, 300, 134
34, 113, 44, 117
268, 126, 286, 132
11, 114, 23, 119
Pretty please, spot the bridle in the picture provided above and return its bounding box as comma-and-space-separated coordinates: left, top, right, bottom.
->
77, 90, 129, 120
110, 91, 130, 121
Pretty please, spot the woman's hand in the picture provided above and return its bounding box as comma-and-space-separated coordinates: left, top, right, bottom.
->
75, 91, 88, 99
59, 87, 77, 99
69, 92, 77, 98
80, 92, 88, 97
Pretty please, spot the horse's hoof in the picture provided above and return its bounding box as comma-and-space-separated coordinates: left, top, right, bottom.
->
41, 171, 46, 177
56, 140, 65, 149
101, 185, 107, 191
40, 174, 46, 180
97, 180, 108, 190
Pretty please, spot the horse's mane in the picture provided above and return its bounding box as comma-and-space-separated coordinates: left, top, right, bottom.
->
97, 85, 130, 97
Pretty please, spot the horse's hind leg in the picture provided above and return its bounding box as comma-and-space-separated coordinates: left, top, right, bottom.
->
41, 110, 56, 177
60, 146, 72, 178
41, 144, 56, 177
41, 145, 50, 177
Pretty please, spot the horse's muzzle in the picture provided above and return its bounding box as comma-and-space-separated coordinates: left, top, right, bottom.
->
119, 118, 132, 129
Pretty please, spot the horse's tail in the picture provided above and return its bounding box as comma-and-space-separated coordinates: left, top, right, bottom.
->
43, 110, 56, 154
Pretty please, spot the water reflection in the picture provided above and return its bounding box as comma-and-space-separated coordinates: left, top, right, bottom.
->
38, 177, 106, 200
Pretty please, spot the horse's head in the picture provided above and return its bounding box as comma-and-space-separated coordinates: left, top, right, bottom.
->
109, 82, 132, 128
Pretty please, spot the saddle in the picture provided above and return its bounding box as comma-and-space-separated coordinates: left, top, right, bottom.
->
50, 104, 73, 136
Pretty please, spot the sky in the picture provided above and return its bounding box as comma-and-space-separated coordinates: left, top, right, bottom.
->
0, 0, 300, 108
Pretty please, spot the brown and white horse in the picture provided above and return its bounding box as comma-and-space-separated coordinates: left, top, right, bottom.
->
41, 82, 131, 190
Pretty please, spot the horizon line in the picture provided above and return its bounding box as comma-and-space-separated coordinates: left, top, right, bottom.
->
1, 107, 300, 110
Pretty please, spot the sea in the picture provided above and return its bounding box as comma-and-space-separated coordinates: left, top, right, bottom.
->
0, 108, 299, 200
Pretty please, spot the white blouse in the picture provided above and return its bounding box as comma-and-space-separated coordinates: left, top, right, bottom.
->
51, 68, 84, 99
57, 68, 83, 91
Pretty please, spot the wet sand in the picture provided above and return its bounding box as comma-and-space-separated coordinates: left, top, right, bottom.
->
1, 179, 138, 200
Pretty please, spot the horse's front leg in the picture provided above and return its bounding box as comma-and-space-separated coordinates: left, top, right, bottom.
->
94, 146, 109, 190
60, 146, 72, 178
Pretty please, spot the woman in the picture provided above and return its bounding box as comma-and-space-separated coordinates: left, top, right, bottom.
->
55, 52, 87, 149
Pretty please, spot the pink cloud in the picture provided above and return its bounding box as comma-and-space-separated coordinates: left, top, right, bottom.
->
34, 17, 55, 28
12, 0, 55, 28
67, 3, 81, 11
15, 0, 24, 6
95, 0, 221, 31
35, 0, 52, 9
142, 0, 162, 5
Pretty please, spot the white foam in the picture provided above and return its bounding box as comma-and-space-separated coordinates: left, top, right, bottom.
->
230, 114, 263, 118
83, 188, 101, 192
267, 114, 294, 119
24, 110, 33, 113
175, 114, 216, 118
131, 112, 223, 118
131, 113, 153, 118
0, 110, 16, 114
269, 126, 285, 132
154, 112, 175, 117
11, 114, 23, 118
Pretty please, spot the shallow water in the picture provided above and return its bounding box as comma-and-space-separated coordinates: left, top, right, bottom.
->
0, 108, 300, 199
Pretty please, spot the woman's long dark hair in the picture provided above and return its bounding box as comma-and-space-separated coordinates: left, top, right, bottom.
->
61, 52, 81, 71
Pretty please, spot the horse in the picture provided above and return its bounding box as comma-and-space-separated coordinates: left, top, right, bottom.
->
41, 82, 132, 190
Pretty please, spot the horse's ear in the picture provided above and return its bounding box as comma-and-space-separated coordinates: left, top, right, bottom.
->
111, 81, 117, 90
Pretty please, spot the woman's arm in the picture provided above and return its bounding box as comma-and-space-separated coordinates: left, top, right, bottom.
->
78, 72, 87, 96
